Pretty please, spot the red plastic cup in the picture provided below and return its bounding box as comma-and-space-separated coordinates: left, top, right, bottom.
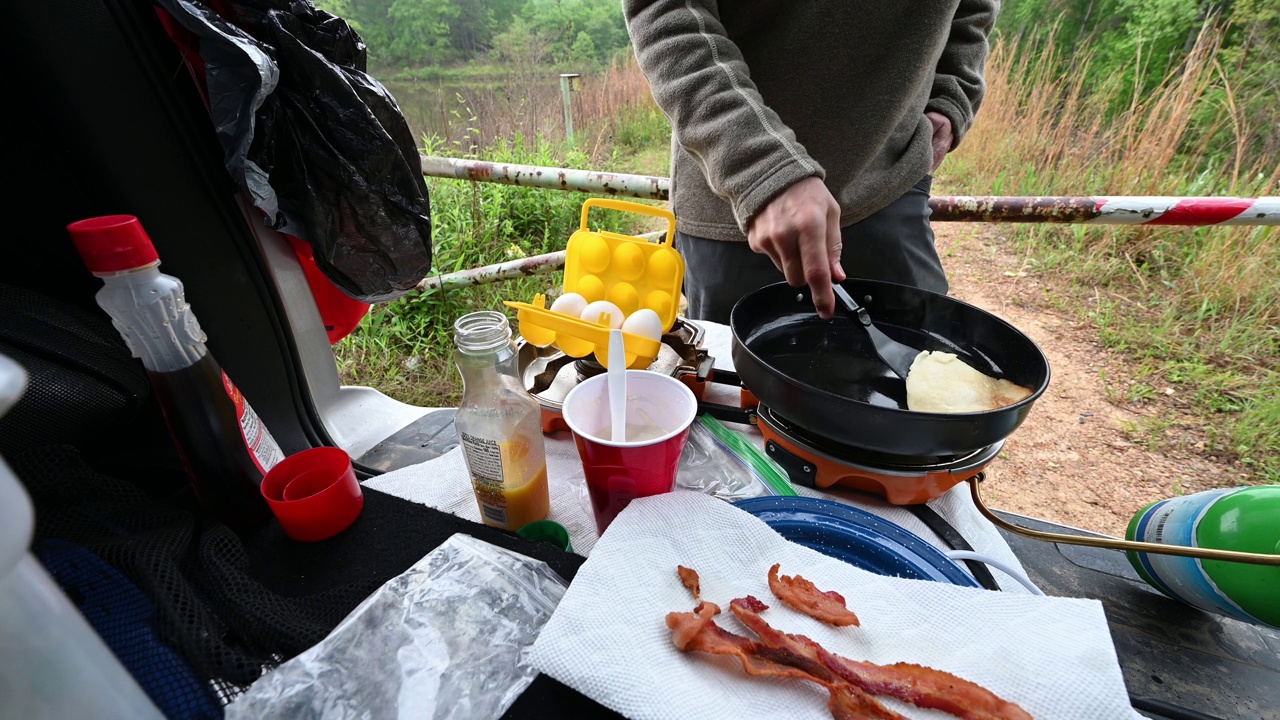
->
562, 370, 698, 535
261, 447, 364, 542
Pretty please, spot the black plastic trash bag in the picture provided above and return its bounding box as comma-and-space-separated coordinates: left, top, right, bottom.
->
154, 0, 431, 303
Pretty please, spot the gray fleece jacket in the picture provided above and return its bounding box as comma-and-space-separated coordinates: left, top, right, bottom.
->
623, 0, 999, 242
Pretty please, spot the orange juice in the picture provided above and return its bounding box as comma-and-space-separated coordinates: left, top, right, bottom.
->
470, 466, 550, 531
465, 435, 550, 531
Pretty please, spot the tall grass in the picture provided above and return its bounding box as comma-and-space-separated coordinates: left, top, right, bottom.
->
335, 58, 669, 406
946, 28, 1280, 480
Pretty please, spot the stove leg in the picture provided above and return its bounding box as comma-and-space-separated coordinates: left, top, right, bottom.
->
764, 441, 818, 488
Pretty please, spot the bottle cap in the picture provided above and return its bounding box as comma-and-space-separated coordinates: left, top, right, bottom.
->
516, 520, 573, 553
66, 215, 160, 273
261, 447, 364, 542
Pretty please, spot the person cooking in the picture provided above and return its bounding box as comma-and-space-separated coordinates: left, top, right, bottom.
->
622, 1, 999, 323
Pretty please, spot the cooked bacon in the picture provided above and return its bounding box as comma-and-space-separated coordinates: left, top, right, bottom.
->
828, 682, 907, 720
768, 563, 861, 627
667, 600, 720, 651
728, 597, 1032, 720
667, 601, 904, 720
677, 565, 701, 601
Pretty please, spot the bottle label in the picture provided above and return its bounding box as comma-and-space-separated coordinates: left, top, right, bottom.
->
459, 432, 509, 527
221, 371, 285, 476
1129, 489, 1257, 624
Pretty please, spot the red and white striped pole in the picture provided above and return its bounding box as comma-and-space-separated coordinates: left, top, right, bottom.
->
423, 154, 1280, 227
928, 196, 1280, 226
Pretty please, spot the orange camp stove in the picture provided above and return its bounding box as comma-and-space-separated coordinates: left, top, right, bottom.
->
754, 404, 1003, 505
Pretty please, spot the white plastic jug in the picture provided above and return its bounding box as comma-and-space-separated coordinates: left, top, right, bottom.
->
0, 353, 164, 719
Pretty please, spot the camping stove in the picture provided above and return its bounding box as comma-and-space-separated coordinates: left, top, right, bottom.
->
517, 318, 714, 433
698, 370, 1002, 506
755, 404, 1002, 505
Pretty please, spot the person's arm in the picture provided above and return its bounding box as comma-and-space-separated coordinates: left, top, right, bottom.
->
926, 0, 1000, 160
623, 0, 822, 228
623, 0, 844, 317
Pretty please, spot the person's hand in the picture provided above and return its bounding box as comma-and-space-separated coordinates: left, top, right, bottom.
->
926, 112, 953, 171
746, 176, 845, 319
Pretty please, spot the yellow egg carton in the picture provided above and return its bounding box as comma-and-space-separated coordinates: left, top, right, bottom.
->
505, 198, 684, 369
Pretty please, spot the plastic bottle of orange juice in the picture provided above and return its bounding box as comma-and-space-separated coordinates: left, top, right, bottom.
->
453, 311, 550, 531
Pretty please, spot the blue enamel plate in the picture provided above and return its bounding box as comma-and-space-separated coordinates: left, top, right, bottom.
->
733, 496, 979, 587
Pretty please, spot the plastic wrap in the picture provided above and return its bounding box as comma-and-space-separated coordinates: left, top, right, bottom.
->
154, 0, 432, 303
225, 534, 567, 720
677, 416, 795, 499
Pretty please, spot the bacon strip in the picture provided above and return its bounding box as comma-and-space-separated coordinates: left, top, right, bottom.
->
728, 597, 1032, 720
666, 600, 904, 720
677, 565, 701, 601
768, 563, 861, 627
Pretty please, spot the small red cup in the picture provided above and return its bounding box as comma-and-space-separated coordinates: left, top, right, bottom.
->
562, 370, 698, 535
261, 447, 363, 542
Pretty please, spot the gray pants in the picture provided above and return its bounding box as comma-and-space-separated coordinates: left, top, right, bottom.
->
677, 176, 947, 325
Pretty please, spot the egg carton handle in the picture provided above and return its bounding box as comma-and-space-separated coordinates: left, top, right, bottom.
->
579, 199, 676, 246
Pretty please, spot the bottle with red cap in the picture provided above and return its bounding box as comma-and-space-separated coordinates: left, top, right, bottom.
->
67, 215, 284, 528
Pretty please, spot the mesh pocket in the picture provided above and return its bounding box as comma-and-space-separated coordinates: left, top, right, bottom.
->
0, 283, 149, 458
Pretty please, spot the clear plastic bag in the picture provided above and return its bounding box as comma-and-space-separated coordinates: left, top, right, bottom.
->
675, 419, 767, 501
676, 416, 796, 500
225, 534, 567, 720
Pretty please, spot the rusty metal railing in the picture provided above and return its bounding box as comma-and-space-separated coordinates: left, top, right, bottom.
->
420, 156, 668, 201
418, 155, 1280, 291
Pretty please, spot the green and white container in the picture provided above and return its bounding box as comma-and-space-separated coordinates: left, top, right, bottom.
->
1126, 486, 1280, 628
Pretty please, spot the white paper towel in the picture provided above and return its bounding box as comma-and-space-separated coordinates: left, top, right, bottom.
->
529, 492, 1139, 720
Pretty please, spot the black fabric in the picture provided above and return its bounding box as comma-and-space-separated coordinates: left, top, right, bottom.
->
237, 483, 622, 720
37, 539, 224, 719
677, 176, 948, 325
14, 443, 615, 716
15, 446, 371, 699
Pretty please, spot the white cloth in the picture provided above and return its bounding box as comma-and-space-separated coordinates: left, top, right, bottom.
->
529, 492, 1138, 720
366, 320, 1031, 591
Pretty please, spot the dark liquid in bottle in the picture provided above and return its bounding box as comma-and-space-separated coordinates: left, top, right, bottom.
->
148, 354, 272, 529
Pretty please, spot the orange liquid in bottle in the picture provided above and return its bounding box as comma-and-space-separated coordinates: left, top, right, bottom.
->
472, 466, 550, 531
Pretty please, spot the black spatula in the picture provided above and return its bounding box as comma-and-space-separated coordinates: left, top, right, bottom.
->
834, 285, 919, 380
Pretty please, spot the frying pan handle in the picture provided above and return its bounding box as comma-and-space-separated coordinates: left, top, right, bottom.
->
968, 478, 1280, 566
833, 286, 872, 326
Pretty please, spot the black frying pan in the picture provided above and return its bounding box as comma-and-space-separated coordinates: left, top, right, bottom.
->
730, 279, 1051, 457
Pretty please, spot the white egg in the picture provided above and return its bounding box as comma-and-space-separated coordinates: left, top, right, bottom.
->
621, 308, 664, 342
579, 300, 624, 329
549, 292, 588, 318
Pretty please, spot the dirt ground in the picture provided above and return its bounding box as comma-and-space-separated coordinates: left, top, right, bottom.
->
935, 225, 1251, 537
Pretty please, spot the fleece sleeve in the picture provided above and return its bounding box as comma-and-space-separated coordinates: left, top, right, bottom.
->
623, 0, 824, 232
926, 0, 1000, 149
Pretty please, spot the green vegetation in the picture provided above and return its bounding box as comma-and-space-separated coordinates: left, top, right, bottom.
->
947, 2, 1279, 480
312, 0, 631, 70
333, 117, 670, 406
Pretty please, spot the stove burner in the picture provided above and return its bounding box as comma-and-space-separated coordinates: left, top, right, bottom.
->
757, 404, 1002, 504
517, 318, 712, 433
760, 405, 999, 470
574, 357, 606, 383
